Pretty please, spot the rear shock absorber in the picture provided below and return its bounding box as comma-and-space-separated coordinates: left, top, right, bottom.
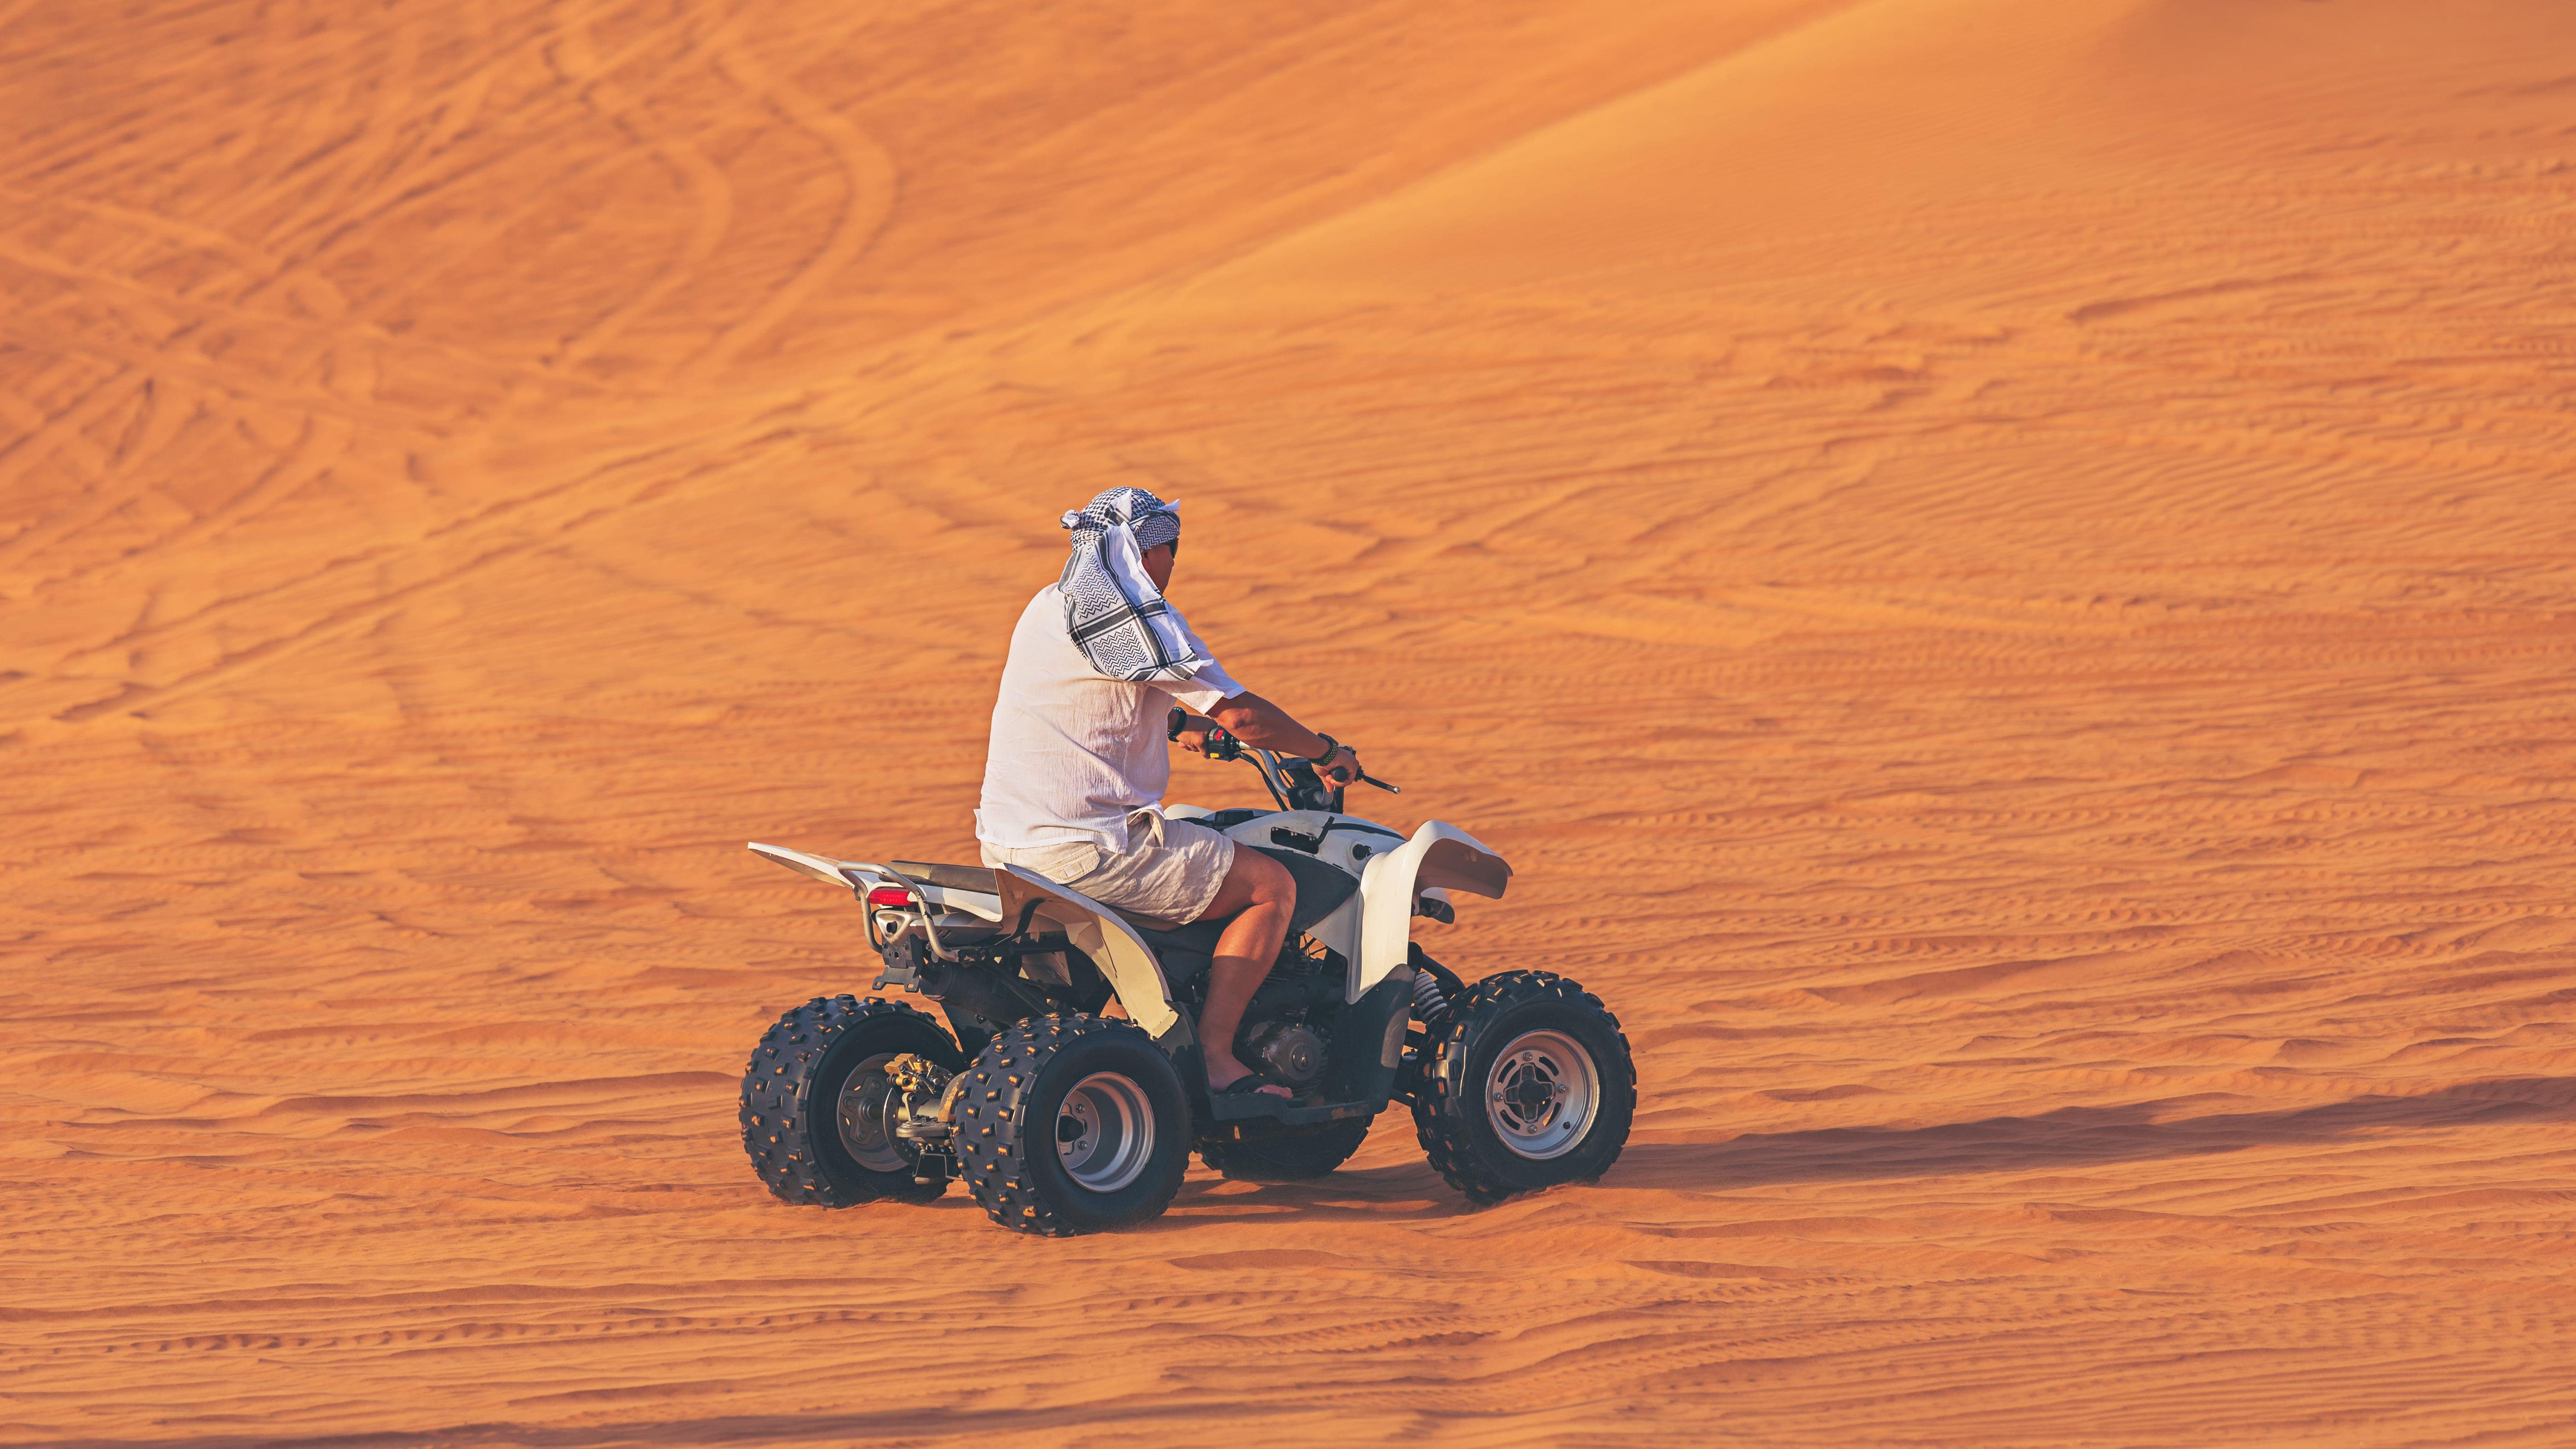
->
1409, 967, 1452, 1026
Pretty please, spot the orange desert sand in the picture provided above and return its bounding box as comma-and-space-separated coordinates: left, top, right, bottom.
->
6, 1, 2576, 1444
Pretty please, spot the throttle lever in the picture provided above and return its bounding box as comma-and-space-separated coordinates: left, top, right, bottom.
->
1318, 764, 1397, 794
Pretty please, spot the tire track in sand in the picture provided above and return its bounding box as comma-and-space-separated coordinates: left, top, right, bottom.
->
686, 11, 896, 380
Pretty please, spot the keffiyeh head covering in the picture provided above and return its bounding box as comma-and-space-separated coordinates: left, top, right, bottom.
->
1057, 486, 1203, 682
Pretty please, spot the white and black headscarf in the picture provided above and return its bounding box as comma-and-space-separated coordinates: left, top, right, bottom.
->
1057, 486, 1203, 682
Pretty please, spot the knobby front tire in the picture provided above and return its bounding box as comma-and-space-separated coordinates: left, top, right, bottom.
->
1410, 971, 1636, 1204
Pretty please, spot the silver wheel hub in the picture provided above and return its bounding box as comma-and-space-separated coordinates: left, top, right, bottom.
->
836, 1052, 910, 1173
1485, 1029, 1599, 1161
1057, 1070, 1155, 1193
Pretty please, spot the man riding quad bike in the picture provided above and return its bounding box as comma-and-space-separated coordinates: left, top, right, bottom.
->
738, 487, 1635, 1236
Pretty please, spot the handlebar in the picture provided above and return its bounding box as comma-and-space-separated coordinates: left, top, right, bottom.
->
1164, 707, 1399, 807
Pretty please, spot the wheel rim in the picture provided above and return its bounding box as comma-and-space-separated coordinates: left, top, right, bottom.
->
1056, 1070, 1155, 1193
1484, 1029, 1599, 1161
836, 1052, 909, 1173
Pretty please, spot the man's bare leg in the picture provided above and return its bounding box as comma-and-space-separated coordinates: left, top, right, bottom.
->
1192, 847, 1295, 1098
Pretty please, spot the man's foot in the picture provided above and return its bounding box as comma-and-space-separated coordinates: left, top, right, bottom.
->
1211, 1069, 1292, 1100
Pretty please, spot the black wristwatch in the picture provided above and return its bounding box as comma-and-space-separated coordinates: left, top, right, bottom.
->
1309, 734, 1343, 766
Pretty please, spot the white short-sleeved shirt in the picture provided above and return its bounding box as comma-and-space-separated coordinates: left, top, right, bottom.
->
975, 586, 1244, 852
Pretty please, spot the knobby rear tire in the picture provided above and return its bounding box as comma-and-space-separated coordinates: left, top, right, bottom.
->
954, 1015, 1190, 1236
738, 995, 963, 1208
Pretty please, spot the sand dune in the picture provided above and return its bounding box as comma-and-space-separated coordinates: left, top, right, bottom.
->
6, 0, 2576, 1443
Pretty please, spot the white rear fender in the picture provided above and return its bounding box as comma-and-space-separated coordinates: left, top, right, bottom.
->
748, 842, 1006, 923
990, 866, 1184, 1041
749, 841, 864, 891
751, 843, 1180, 1041
1355, 822, 1511, 1000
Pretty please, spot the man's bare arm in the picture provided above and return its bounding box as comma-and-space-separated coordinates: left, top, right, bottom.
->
1207, 692, 1325, 756
1205, 692, 1360, 785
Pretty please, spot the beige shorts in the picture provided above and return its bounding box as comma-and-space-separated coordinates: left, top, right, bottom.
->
980, 811, 1236, 926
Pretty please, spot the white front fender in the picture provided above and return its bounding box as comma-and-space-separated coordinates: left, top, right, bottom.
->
1354, 822, 1512, 1001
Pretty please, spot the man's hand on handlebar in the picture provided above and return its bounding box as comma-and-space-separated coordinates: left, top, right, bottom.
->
1166, 709, 1242, 760
1175, 698, 1398, 795
1316, 745, 1362, 788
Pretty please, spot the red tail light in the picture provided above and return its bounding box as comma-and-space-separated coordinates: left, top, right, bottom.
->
866, 886, 916, 909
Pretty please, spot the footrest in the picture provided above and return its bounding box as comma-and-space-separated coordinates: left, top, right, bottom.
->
1208, 1094, 1376, 1127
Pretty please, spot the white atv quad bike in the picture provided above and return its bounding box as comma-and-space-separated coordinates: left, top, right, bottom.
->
737, 711, 1636, 1236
